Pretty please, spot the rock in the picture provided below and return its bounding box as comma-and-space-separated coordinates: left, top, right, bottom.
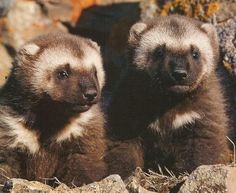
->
99, 0, 140, 5
36, 0, 76, 23
178, 164, 236, 193
36, 0, 98, 25
8, 178, 53, 193
216, 17, 236, 76
140, 0, 223, 22
140, 0, 159, 21
74, 174, 128, 193
1, 175, 128, 193
126, 174, 157, 193
53, 183, 72, 192
2, 0, 67, 49
36, 0, 140, 25
216, 1, 236, 22
0, 44, 12, 87
0, 0, 14, 16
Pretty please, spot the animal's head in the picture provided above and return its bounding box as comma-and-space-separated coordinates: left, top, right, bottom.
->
14, 33, 105, 112
128, 15, 219, 94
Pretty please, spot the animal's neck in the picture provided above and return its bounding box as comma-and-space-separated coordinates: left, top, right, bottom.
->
0, 75, 39, 113
26, 97, 78, 144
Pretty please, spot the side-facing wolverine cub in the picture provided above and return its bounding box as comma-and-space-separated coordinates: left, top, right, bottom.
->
108, 15, 230, 174
0, 33, 107, 186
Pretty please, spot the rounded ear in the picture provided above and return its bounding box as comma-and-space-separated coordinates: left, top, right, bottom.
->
88, 40, 100, 52
16, 43, 40, 66
200, 23, 218, 43
128, 22, 147, 44
21, 43, 40, 55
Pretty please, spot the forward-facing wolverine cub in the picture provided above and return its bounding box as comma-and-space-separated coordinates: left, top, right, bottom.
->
0, 33, 107, 186
108, 15, 230, 174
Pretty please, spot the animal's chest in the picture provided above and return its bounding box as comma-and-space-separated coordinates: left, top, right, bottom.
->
23, 141, 79, 181
7, 113, 88, 180
147, 110, 201, 135
144, 110, 201, 169
144, 110, 202, 156
23, 145, 61, 180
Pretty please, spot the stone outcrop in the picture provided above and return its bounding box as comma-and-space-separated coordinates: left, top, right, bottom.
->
2, 175, 128, 193
179, 165, 236, 193
1, 0, 67, 50
2, 165, 236, 193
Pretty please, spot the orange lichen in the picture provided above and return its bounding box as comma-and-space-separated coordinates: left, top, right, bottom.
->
159, 0, 221, 21
206, 2, 220, 17
32, 23, 48, 29
70, 0, 99, 23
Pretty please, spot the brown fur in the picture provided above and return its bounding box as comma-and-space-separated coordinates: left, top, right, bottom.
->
0, 33, 107, 186
105, 137, 144, 179
108, 15, 230, 174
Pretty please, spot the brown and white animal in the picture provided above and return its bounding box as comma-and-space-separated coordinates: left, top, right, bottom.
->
108, 15, 230, 174
0, 33, 107, 186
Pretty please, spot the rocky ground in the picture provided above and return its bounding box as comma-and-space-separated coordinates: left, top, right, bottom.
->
0, 0, 236, 192
1, 165, 236, 193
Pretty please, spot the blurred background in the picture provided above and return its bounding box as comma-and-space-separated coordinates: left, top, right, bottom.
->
0, 0, 235, 92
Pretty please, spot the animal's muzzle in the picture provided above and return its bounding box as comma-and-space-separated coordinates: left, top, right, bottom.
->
169, 57, 188, 82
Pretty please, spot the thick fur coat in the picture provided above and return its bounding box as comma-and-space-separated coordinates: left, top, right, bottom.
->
108, 15, 230, 174
0, 33, 107, 186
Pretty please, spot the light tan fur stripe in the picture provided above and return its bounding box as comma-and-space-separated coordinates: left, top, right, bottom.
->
172, 111, 201, 129
4, 116, 40, 154
55, 107, 94, 143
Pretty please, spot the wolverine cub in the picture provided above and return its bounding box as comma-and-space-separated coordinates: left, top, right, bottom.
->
108, 15, 230, 174
0, 33, 107, 186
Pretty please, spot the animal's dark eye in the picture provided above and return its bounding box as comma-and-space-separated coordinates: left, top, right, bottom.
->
153, 45, 166, 60
191, 47, 200, 60
57, 70, 69, 80
192, 51, 199, 59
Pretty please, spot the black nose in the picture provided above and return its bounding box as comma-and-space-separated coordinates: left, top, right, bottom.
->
171, 69, 187, 81
83, 89, 97, 102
